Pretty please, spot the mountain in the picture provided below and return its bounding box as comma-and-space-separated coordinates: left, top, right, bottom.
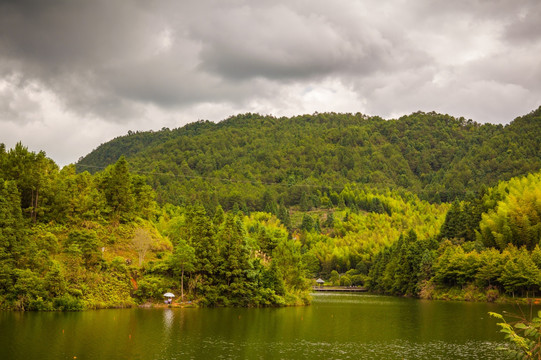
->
2, 106, 541, 310
77, 107, 541, 210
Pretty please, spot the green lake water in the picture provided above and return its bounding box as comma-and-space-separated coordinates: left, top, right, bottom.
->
0, 293, 530, 359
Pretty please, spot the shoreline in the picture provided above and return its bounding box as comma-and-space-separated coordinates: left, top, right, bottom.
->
4, 292, 540, 311
311, 289, 541, 305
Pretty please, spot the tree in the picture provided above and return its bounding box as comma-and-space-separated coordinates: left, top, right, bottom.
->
478, 172, 541, 250
476, 248, 505, 288
301, 214, 314, 232
324, 212, 335, 228
185, 204, 219, 302
45, 260, 67, 298
261, 260, 285, 296
0, 180, 23, 259
133, 228, 153, 266
499, 247, 540, 297
101, 156, 135, 221
4, 143, 56, 223
218, 213, 254, 305
170, 239, 195, 302
66, 229, 101, 266
440, 200, 463, 240
330, 270, 339, 285
277, 202, 291, 230
340, 274, 352, 286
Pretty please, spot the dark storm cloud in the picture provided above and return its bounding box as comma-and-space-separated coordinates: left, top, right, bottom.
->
0, 0, 165, 70
193, 4, 391, 80
0, 0, 429, 119
0, 0, 164, 119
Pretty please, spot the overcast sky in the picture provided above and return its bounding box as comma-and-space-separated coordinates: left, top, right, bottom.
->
1, 0, 540, 166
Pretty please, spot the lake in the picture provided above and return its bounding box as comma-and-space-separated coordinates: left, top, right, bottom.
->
0, 293, 529, 359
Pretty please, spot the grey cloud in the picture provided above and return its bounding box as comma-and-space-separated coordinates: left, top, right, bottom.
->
0, 0, 539, 141
0, 0, 175, 120
463, 49, 541, 94
504, 3, 541, 44
414, 0, 537, 21
191, 2, 427, 82
0, 75, 42, 123
0, 1, 160, 71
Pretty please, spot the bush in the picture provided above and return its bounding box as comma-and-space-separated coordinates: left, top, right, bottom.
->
419, 280, 435, 300
329, 270, 340, 286
28, 297, 53, 311
134, 275, 171, 301
340, 275, 352, 287
486, 287, 500, 302
350, 274, 365, 286
464, 284, 483, 302
53, 295, 84, 311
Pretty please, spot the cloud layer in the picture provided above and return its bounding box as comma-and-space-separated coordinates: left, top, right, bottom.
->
1, 0, 540, 165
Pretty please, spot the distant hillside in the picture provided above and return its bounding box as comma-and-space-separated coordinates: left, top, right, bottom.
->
77, 107, 541, 209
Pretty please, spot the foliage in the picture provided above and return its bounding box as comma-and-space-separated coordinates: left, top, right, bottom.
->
302, 186, 448, 279
133, 228, 153, 266
478, 172, 541, 250
490, 311, 541, 359
369, 170, 541, 300
77, 108, 541, 209
0, 146, 312, 309
2, 106, 541, 310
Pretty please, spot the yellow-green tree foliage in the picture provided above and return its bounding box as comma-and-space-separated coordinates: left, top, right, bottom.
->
478, 172, 541, 250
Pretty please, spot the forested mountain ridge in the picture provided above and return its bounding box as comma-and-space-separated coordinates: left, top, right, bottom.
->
77, 107, 541, 209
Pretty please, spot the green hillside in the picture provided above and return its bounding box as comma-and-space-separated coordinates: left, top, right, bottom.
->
2, 106, 541, 311
77, 108, 541, 210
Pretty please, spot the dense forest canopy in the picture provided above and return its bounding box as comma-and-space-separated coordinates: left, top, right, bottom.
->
369, 169, 541, 300
78, 107, 541, 209
0, 145, 309, 310
1, 106, 541, 310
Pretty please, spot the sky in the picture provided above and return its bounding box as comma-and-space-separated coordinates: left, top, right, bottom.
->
1, 0, 540, 166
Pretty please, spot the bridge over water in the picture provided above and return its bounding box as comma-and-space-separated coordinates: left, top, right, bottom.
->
312, 286, 368, 292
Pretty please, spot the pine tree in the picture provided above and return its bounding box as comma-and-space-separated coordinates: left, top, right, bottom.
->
185, 204, 219, 303
101, 156, 135, 221
218, 214, 253, 305
277, 202, 291, 230
440, 200, 462, 240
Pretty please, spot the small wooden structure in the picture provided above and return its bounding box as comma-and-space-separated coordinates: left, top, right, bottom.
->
316, 278, 325, 287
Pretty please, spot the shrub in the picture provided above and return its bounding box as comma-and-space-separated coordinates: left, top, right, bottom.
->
486, 286, 500, 302
490, 311, 541, 359
28, 297, 53, 311
53, 295, 84, 311
134, 275, 170, 301
340, 275, 352, 287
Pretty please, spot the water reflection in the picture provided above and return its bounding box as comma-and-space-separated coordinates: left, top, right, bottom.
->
1, 294, 531, 360
163, 308, 174, 330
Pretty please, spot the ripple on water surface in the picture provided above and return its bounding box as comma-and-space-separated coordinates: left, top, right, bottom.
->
154, 338, 506, 360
